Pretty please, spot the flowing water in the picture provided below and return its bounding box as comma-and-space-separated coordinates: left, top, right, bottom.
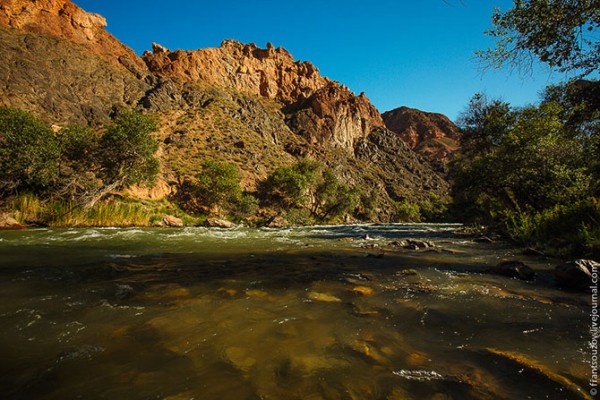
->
0, 224, 592, 399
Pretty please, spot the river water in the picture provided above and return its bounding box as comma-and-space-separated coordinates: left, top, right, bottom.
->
0, 224, 592, 399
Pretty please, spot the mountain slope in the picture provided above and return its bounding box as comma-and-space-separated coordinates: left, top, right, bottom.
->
0, 0, 450, 222
382, 106, 461, 162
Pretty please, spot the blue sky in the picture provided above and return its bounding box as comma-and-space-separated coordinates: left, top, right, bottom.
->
75, 0, 574, 121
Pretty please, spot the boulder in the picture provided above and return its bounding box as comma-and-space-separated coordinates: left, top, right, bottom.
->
0, 213, 26, 230
162, 215, 184, 227
403, 239, 434, 250
554, 259, 599, 290
489, 261, 535, 281
205, 218, 236, 229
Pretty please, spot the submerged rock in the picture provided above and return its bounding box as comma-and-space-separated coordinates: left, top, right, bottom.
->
350, 286, 374, 296
307, 291, 342, 303
522, 247, 545, 257
489, 261, 535, 281
403, 239, 434, 250
473, 235, 494, 243
554, 259, 599, 291
479, 348, 592, 400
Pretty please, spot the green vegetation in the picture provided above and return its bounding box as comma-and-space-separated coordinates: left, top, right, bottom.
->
193, 160, 243, 213
263, 160, 362, 223
0, 108, 60, 196
0, 107, 162, 226
478, 0, 599, 76
450, 81, 599, 257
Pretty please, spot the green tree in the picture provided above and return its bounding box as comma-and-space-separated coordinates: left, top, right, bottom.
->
450, 92, 598, 255
264, 160, 359, 222
264, 159, 320, 208
478, 0, 600, 76
56, 125, 100, 200
194, 160, 242, 214
0, 107, 60, 196
313, 170, 360, 220
83, 111, 159, 208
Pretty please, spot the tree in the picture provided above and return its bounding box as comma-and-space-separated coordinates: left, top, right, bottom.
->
57, 125, 100, 200
264, 159, 320, 208
264, 160, 359, 222
0, 107, 60, 196
194, 160, 242, 214
478, 0, 600, 76
450, 92, 597, 255
83, 111, 159, 208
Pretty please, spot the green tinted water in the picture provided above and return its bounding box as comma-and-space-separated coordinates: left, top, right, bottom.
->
0, 225, 592, 399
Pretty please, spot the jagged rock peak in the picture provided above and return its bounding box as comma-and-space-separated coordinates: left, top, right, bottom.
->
382, 106, 461, 162
0, 0, 147, 72
142, 39, 330, 104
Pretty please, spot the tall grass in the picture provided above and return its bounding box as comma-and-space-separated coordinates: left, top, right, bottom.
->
6, 195, 152, 227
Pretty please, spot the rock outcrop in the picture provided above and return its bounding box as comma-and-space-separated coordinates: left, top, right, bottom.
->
0, 26, 149, 125
285, 83, 384, 151
382, 106, 461, 162
142, 40, 328, 104
0, 0, 147, 73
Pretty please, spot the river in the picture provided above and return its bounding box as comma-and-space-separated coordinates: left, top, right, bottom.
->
0, 224, 592, 399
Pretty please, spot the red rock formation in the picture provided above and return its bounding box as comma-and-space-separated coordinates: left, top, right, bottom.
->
0, 0, 147, 72
382, 106, 461, 162
286, 83, 385, 150
143, 39, 385, 153
143, 40, 329, 104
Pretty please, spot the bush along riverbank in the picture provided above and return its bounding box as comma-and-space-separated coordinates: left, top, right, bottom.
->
449, 80, 600, 260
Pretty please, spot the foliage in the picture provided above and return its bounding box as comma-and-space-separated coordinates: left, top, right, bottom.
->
263, 160, 360, 222
264, 159, 320, 208
450, 86, 599, 257
0, 108, 60, 196
418, 193, 452, 222
0, 107, 162, 219
7, 194, 152, 227
394, 200, 421, 222
477, 0, 600, 76
57, 125, 101, 200
193, 160, 242, 212
97, 111, 159, 188
313, 170, 360, 220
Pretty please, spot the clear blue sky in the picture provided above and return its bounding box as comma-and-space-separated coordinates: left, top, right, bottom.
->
75, 0, 573, 121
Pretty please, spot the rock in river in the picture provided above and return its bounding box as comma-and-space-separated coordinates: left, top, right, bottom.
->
554, 259, 599, 291
489, 260, 535, 281
205, 218, 236, 228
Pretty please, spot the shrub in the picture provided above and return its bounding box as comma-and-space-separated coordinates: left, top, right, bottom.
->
0, 107, 60, 196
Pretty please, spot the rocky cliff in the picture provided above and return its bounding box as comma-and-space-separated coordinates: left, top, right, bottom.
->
382, 106, 461, 162
142, 40, 384, 152
0, 0, 451, 221
0, 0, 147, 72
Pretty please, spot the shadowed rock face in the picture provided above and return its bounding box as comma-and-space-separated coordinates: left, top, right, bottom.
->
0, 26, 149, 126
382, 106, 461, 162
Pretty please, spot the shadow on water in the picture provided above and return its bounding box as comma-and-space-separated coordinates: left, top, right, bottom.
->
0, 225, 592, 400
